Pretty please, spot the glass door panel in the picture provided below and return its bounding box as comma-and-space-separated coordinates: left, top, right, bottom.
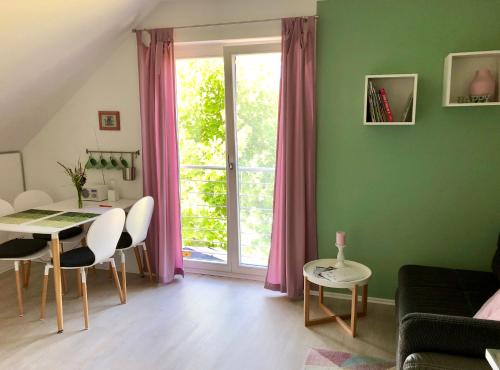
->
176, 57, 229, 268
233, 52, 281, 268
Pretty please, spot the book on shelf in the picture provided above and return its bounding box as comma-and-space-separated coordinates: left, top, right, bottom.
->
368, 81, 394, 122
368, 81, 384, 122
379, 88, 393, 122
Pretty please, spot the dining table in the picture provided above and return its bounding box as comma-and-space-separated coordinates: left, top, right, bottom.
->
0, 197, 137, 334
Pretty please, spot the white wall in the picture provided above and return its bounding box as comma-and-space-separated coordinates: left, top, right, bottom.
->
22, 0, 316, 273
23, 0, 316, 201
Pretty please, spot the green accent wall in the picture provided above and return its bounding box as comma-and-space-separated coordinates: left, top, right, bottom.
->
316, 0, 500, 299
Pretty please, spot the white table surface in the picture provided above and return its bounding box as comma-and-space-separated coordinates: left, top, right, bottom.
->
303, 258, 372, 289
0, 198, 137, 235
486, 349, 500, 370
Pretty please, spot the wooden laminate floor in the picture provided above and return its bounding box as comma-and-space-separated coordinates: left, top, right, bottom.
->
0, 264, 397, 370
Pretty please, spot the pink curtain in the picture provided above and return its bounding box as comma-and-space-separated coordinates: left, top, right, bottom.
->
265, 17, 317, 298
136, 29, 183, 283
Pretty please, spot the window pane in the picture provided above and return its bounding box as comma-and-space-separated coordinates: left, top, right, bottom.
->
234, 53, 281, 267
176, 58, 228, 264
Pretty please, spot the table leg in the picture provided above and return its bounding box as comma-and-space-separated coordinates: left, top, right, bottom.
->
51, 234, 64, 333
319, 285, 324, 304
351, 285, 358, 337
304, 277, 310, 326
361, 285, 368, 316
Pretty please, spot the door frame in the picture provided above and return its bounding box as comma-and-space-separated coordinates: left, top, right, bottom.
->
176, 41, 281, 278
223, 43, 281, 278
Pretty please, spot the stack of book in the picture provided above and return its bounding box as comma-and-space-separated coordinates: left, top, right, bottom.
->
367, 81, 413, 123
367, 81, 393, 122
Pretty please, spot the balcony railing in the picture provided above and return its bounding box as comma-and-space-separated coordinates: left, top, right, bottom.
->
179, 164, 274, 266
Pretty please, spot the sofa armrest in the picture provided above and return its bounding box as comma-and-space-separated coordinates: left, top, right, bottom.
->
398, 313, 500, 369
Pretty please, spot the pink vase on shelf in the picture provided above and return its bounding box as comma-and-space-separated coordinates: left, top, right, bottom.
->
469, 69, 496, 101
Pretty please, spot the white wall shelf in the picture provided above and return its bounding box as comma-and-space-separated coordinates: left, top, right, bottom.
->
443, 50, 500, 107
363, 74, 418, 126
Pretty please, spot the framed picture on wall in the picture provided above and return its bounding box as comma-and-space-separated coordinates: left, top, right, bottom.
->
98, 111, 121, 131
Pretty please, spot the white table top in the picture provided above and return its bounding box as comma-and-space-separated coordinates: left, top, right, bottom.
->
303, 258, 372, 289
486, 349, 500, 370
0, 198, 137, 235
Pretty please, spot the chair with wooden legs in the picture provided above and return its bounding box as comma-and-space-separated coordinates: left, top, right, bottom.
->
0, 199, 50, 317
40, 208, 126, 330
114, 196, 154, 303
14, 190, 85, 289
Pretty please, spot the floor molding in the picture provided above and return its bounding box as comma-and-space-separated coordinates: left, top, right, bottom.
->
185, 268, 264, 282
186, 269, 395, 305
0, 265, 12, 274
310, 290, 395, 306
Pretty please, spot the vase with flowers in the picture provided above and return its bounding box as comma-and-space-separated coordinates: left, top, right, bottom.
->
58, 160, 87, 208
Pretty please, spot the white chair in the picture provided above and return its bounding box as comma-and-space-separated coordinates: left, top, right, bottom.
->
13, 190, 53, 212
40, 208, 126, 329
114, 196, 154, 302
0, 199, 50, 316
14, 190, 85, 288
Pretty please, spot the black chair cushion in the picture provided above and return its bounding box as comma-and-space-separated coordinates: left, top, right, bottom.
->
116, 232, 133, 249
33, 226, 83, 241
0, 239, 47, 258
492, 233, 500, 282
59, 247, 95, 268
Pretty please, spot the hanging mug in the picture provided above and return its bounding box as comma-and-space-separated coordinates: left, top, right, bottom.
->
96, 155, 108, 169
120, 155, 129, 168
85, 154, 98, 169
109, 155, 121, 169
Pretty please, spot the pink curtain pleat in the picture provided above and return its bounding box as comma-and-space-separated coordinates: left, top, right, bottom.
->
264, 17, 317, 298
136, 29, 183, 283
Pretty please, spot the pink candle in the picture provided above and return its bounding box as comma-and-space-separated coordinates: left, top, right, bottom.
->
336, 231, 346, 246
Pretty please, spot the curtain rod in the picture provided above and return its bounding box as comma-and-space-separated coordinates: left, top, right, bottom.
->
132, 15, 318, 33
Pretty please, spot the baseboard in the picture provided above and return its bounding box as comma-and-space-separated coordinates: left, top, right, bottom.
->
185, 269, 395, 305
0, 263, 12, 274
310, 290, 395, 306
184, 268, 264, 282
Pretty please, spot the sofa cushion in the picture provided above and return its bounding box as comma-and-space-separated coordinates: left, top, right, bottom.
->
398, 265, 499, 321
492, 233, 500, 281
403, 352, 491, 370
474, 289, 500, 321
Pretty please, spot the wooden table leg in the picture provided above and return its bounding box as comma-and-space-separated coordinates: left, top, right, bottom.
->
319, 285, 324, 304
51, 234, 64, 333
351, 285, 358, 337
304, 277, 310, 326
361, 285, 368, 316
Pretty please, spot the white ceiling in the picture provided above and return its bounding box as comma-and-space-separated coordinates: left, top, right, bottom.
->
0, 0, 160, 151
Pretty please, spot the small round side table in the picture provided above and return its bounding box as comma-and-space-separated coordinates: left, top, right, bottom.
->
303, 258, 372, 337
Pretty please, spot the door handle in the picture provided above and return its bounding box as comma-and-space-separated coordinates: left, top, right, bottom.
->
227, 155, 234, 170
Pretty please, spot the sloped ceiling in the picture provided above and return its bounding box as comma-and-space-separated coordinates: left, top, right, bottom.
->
0, 0, 164, 151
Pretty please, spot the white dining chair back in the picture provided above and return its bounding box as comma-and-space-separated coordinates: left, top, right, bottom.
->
0, 199, 15, 243
13, 190, 53, 212
0, 199, 14, 217
126, 196, 154, 246
87, 208, 125, 263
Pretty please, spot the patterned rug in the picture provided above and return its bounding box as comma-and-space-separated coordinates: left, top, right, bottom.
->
303, 348, 395, 370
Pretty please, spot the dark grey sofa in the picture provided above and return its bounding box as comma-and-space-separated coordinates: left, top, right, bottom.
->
396, 234, 500, 370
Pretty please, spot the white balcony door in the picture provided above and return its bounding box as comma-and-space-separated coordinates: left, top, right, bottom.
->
176, 42, 281, 278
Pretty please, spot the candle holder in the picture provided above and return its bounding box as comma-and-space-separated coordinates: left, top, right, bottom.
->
335, 243, 346, 268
